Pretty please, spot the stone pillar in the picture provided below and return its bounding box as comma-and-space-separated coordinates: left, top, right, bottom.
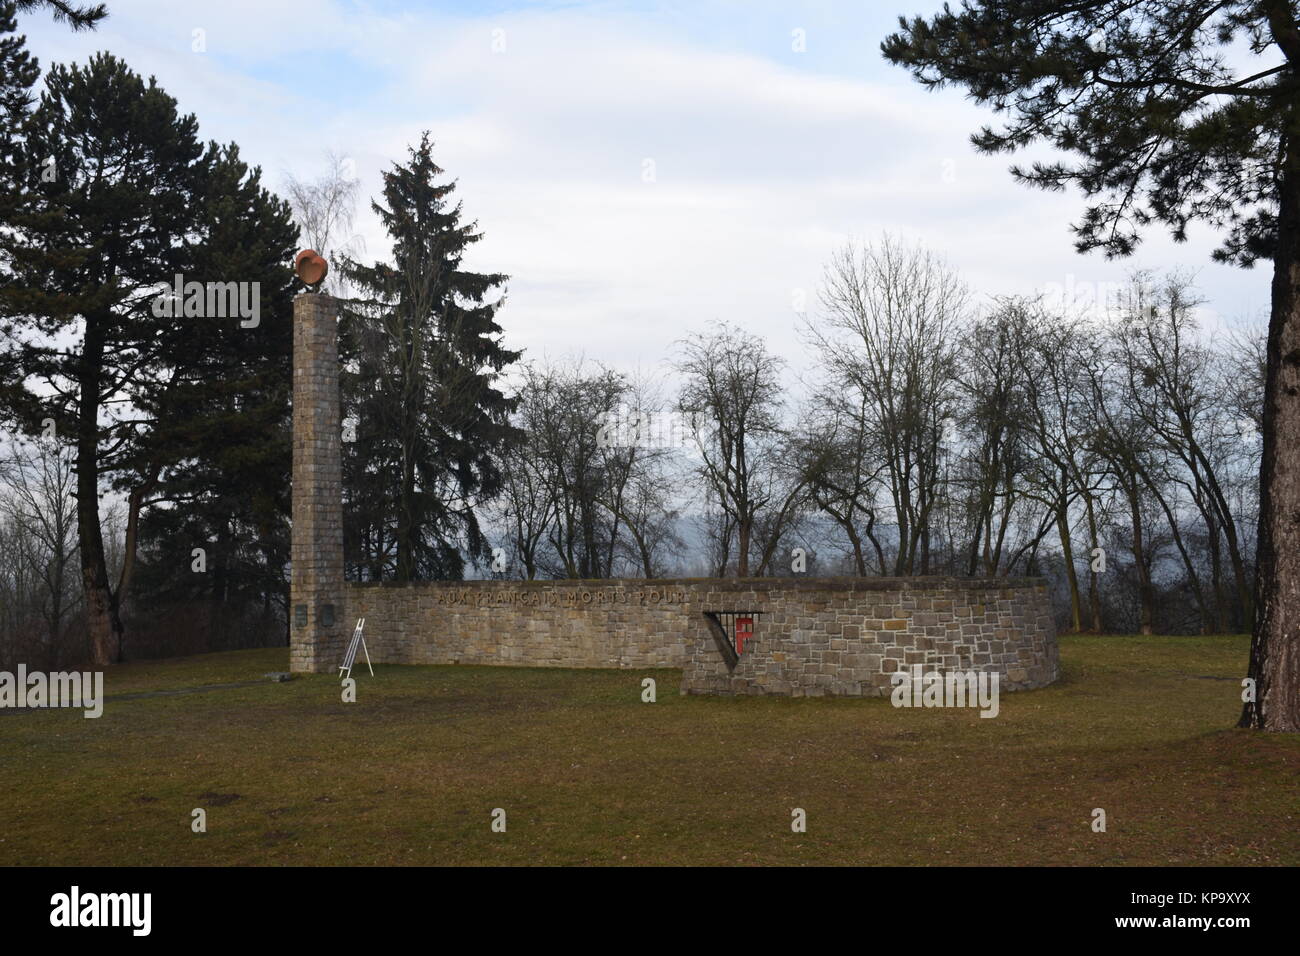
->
290, 293, 344, 673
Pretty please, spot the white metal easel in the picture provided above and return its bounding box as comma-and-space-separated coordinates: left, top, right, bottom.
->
339, 617, 373, 680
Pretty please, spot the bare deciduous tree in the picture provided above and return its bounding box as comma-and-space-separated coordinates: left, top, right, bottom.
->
1113, 273, 1254, 632
677, 322, 801, 577
806, 235, 967, 575
0, 437, 81, 666
283, 149, 364, 297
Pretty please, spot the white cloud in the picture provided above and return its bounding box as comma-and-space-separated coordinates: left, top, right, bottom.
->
17, 0, 1269, 389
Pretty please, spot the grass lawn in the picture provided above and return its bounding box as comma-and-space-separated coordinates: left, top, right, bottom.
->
1, 634, 1296, 866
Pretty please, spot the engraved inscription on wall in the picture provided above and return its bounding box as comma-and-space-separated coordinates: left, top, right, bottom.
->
434, 587, 691, 608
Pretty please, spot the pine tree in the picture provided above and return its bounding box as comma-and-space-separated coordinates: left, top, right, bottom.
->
0, 0, 107, 233
123, 143, 297, 653
13, 0, 106, 30
0, 3, 37, 155
0, 54, 296, 664
342, 133, 521, 581
883, 1, 1300, 731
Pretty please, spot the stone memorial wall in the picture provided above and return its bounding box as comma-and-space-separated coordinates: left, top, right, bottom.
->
291, 577, 1062, 698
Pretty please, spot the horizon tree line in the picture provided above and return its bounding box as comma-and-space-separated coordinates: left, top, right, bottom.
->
477, 241, 1261, 645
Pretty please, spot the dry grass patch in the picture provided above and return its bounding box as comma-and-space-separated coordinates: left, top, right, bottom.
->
0, 635, 1295, 866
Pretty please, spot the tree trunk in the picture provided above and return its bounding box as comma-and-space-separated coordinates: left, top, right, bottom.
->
76, 315, 120, 666
1204, 505, 1229, 632
114, 467, 159, 658
966, 518, 983, 576
847, 523, 867, 577
1241, 114, 1300, 732
1083, 490, 1103, 632
1193, 450, 1255, 629
1128, 480, 1154, 636
1057, 492, 1083, 633
736, 516, 751, 577
395, 318, 419, 583
395, 429, 416, 582
1144, 470, 1209, 630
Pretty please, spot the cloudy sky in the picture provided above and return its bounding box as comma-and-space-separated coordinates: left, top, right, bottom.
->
20, 0, 1272, 388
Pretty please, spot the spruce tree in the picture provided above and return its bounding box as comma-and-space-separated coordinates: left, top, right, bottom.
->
883, 1, 1300, 731
343, 133, 521, 581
